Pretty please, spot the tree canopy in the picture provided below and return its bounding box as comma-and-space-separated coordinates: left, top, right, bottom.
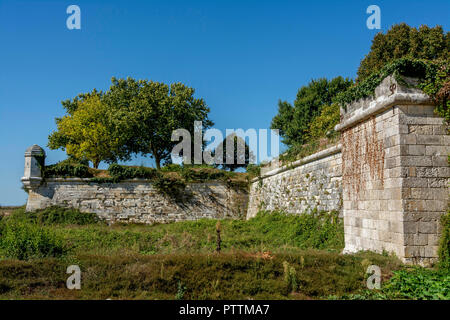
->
357, 23, 449, 80
48, 78, 213, 169
48, 94, 122, 168
270, 77, 352, 147
213, 134, 254, 171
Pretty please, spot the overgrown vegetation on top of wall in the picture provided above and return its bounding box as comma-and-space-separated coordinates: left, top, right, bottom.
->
42, 161, 249, 195
335, 58, 449, 113
270, 24, 449, 164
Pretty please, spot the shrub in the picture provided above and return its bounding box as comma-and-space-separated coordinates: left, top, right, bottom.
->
308, 103, 340, 140
335, 58, 446, 111
0, 220, 64, 260
382, 267, 450, 300
35, 207, 98, 225
45, 159, 92, 178
160, 164, 183, 172
246, 164, 261, 178
153, 173, 187, 199
180, 166, 228, 182
5, 207, 98, 226
108, 164, 157, 180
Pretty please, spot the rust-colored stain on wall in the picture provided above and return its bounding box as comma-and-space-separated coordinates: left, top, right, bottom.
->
342, 117, 385, 199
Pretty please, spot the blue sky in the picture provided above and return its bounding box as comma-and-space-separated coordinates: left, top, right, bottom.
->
0, 0, 449, 205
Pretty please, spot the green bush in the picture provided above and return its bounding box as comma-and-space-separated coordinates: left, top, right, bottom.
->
438, 211, 450, 269
246, 164, 261, 178
381, 267, 450, 300
160, 163, 183, 172
0, 220, 64, 260
308, 103, 340, 140
4, 207, 98, 226
335, 58, 444, 110
153, 173, 187, 199
108, 164, 157, 180
180, 166, 228, 182
45, 159, 92, 178
337, 265, 449, 300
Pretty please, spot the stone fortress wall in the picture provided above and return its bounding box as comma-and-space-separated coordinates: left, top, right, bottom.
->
21, 146, 248, 224
246, 76, 449, 265
25, 178, 248, 224
22, 75, 449, 264
247, 144, 342, 219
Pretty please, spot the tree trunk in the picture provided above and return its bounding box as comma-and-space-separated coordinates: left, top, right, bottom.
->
154, 154, 161, 170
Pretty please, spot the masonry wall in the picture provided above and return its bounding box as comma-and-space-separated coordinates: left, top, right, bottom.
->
247, 145, 342, 219
26, 179, 248, 224
341, 108, 404, 259
337, 76, 449, 265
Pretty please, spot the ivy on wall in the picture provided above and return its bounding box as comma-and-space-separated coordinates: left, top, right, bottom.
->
335, 58, 449, 121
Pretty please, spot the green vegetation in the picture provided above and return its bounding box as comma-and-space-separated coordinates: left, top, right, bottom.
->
270, 23, 449, 163
270, 77, 352, 147
0, 208, 343, 256
4, 206, 98, 226
1, 207, 449, 300
213, 134, 253, 171
0, 250, 401, 300
357, 23, 448, 80
49, 78, 213, 169
44, 158, 92, 178
332, 211, 450, 300
42, 162, 248, 189
335, 58, 448, 112
48, 94, 123, 169
107, 163, 158, 180
335, 267, 449, 300
0, 220, 64, 260
307, 103, 341, 140
438, 211, 450, 270
0, 206, 400, 300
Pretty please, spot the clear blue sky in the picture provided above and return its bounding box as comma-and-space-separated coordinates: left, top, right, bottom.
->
0, 0, 448, 205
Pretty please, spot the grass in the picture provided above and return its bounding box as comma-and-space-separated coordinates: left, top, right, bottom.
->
0, 206, 447, 300
0, 251, 402, 300
1, 207, 344, 256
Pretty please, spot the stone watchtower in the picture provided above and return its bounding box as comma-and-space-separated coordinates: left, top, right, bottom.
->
21, 145, 46, 210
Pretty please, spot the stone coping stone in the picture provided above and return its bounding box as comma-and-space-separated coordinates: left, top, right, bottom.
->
335, 76, 433, 132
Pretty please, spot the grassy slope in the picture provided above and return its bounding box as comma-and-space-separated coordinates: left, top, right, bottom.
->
0, 251, 402, 300
0, 207, 407, 299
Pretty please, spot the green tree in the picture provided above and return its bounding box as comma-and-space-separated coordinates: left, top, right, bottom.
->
214, 134, 254, 171
48, 95, 122, 168
308, 103, 341, 139
358, 23, 449, 80
105, 77, 213, 169
271, 77, 352, 147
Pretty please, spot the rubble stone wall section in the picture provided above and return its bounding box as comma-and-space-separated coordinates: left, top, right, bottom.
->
26, 179, 248, 224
